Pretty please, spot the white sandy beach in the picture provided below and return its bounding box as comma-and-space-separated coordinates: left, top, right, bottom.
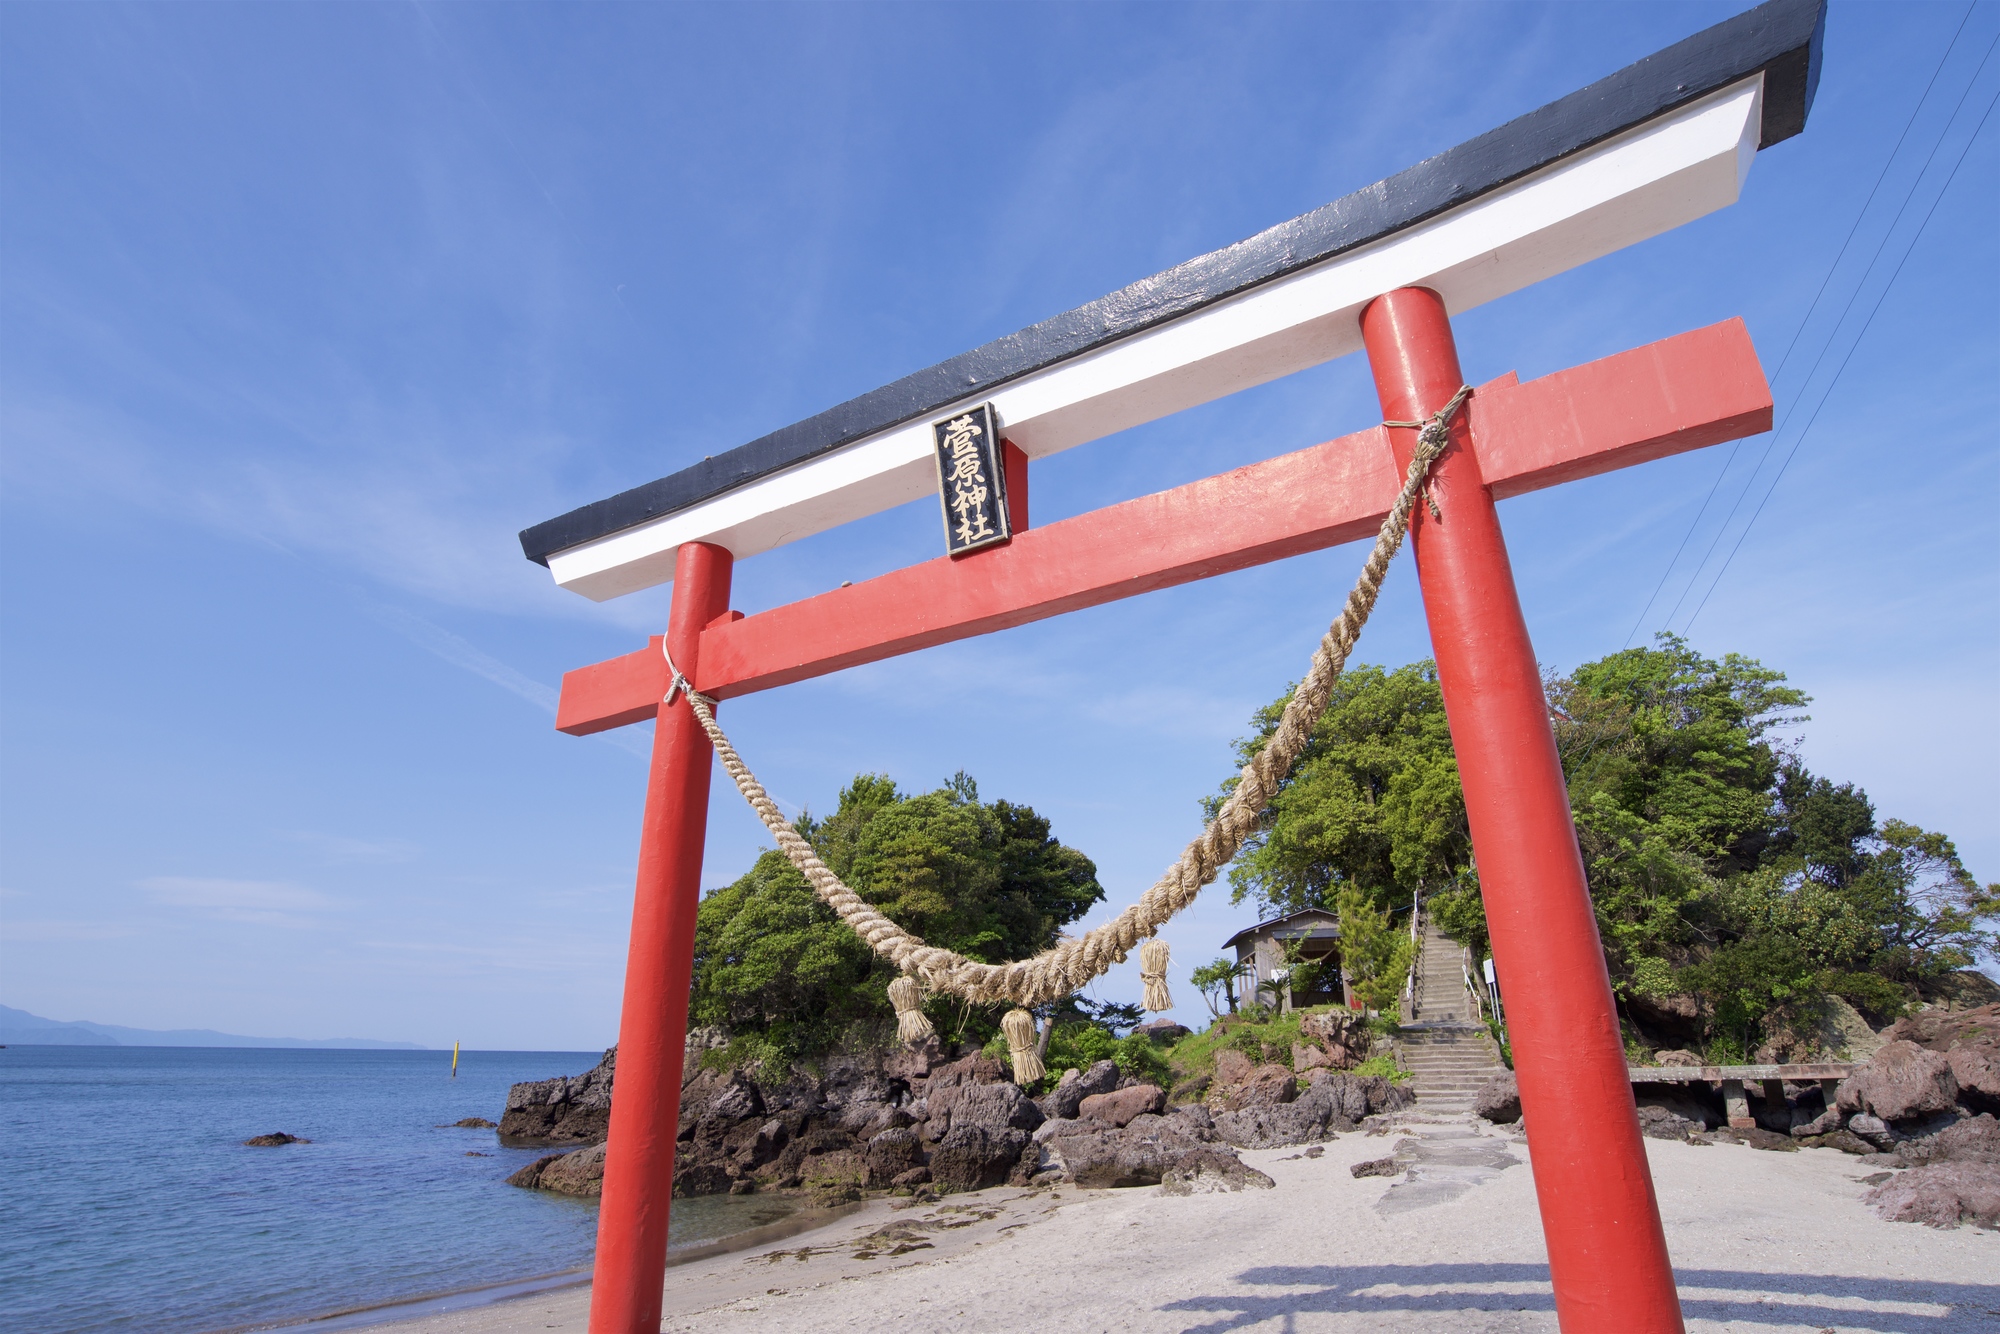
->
373, 1119, 1997, 1334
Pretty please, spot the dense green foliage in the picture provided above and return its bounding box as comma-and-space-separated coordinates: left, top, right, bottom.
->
1165, 1005, 1408, 1099
1223, 636, 1998, 1059
690, 772, 1104, 1065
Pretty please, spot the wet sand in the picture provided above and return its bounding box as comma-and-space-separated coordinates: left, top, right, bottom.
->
365, 1119, 1999, 1333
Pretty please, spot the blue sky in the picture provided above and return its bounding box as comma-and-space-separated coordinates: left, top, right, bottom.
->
2, 2, 1994, 1051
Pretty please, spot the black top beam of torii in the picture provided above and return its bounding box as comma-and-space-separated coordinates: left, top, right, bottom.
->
520, 0, 1823, 574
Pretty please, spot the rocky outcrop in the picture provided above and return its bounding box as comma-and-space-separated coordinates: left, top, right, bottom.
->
1473, 1072, 1520, 1125
1866, 1163, 2000, 1230
1883, 1002, 2000, 1053
1837, 1040, 1959, 1123
1890, 1113, 2000, 1168
1079, 1084, 1165, 1128
1034, 1106, 1271, 1192
1297, 1010, 1373, 1070
499, 1040, 1245, 1201
1036, 1060, 1120, 1121
501, 1047, 616, 1145
1212, 1071, 1410, 1150
242, 1132, 309, 1146
1636, 1105, 1707, 1142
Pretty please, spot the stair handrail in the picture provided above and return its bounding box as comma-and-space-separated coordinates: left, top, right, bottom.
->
1461, 946, 1486, 1022
1401, 890, 1422, 1022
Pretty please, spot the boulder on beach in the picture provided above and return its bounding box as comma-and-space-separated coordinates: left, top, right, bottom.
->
1473, 1072, 1520, 1125
1866, 1162, 2000, 1230
242, 1132, 310, 1146
1837, 1040, 1960, 1123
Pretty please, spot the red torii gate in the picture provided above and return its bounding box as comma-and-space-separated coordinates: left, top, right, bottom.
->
521, 5, 1824, 1331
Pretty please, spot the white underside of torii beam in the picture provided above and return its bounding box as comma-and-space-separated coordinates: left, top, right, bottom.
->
548, 78, 1761, 602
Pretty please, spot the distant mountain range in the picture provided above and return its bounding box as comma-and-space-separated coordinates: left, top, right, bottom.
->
0, 1004, 426, 1049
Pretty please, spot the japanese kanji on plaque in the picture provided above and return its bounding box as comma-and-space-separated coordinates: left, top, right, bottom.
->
931, 404, 1010, 555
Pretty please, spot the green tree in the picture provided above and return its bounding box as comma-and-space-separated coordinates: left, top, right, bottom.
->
1216, 633, 1997, 1058
690, 773, 1105, 1064
1333, 885, 1415, 1014
1219, 662, 1469, 919
1190, 958, 1246, 1017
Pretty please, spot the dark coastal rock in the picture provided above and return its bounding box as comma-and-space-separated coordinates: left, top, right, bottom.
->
1636, 1084, 1723, 1130
864, 1126, 925, 1182
1038, 1114, 1210, 1190
1866, 1162, 2000, 1230
1636, 1105, 1707, 1142
1079, 1084, 1166, 1129
1795, 1129, 1878, 1155
1474, 1072, 1521, 1125
1891, 1113, 2000, 1168
1351, 1156, 1400, 1178
1947, 1045, 2000, 1114
242, 1132, 310, 1146
1837, 1040, 1959, 1124
1711, 1125, 1798, 1152
1036, 1060, 1119, 1121
1211, 1048, 1256, 1089
929, 1124, 1030, 1192
1224, 1064, 1297, 1112
539, 1143, 607, 1196
1297, 1010, 1373, 1070
798, 1149, 870, 1203
951, 1080, 1044, 1134
442, 1117, 498, 1129
507, 1143, 607, 1196
1879, 1002, 2000, 1055
506, 1154, 562, 1189
501, 1047, 616, 1145
706, 1071, 765, 1122
1210, 1071, 1400, 1150
1158, 1150, 1275, 1195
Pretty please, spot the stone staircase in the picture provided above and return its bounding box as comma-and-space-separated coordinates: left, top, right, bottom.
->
1399, 913, 1508, 1115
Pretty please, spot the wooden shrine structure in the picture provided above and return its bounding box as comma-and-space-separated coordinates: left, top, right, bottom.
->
519, 3, 1827, 1330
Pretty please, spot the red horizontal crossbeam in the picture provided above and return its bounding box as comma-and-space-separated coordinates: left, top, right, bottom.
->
557, 319, 1769, 735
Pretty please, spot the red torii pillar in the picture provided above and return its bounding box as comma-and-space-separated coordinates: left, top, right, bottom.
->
1365, 288, 1680, 1330
563, 313, 1772, 1334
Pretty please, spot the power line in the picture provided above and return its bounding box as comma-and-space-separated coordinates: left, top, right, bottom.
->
1684, 80, 2000, 632
1620, 6, 1979, 649
1663, 24, 2000, 633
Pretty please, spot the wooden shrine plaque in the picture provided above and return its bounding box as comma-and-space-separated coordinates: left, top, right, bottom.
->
932, 403, 1012, 556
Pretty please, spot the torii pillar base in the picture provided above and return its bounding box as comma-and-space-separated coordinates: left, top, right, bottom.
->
1363, 287, 1684, 1333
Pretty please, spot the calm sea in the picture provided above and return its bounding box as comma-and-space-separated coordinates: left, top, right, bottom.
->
0, 1047, 797, 1333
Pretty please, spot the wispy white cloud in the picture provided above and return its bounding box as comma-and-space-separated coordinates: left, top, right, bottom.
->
280, 831, 420, 863
137, 876, 337, 928
369, 604, 558, 713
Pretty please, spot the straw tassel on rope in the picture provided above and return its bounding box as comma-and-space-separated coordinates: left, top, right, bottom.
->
1139, 938, 1173, 1012
1001, 1008, 1044, 1085
887, 975, 934, 1047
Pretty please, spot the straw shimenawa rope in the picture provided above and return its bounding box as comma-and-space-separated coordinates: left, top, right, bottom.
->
667, 387, 1471, 1014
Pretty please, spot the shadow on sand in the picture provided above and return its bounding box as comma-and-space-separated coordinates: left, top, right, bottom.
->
1160, 1262, 2000, 1333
